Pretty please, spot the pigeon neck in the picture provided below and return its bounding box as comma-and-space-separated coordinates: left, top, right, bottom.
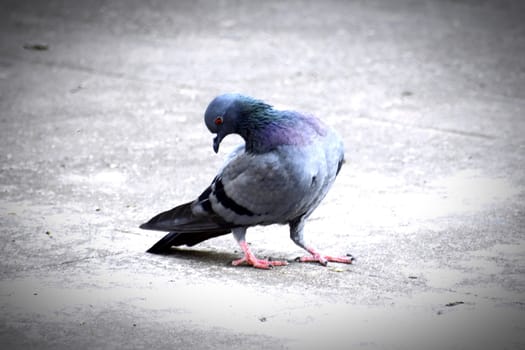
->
239, 110, 325, 154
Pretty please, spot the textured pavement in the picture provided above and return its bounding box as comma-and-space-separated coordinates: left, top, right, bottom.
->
1, 1, 524, 349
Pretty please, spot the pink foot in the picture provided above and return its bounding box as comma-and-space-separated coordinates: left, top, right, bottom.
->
232, 256, 288, 269
232, 240, 288, 269
296, 247, 355, 266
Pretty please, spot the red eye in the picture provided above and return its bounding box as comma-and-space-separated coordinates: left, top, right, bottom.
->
214, 116, 223, 125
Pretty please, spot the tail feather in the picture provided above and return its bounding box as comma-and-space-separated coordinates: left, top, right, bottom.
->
146, 230, 231, 253
140, 201, 233, 254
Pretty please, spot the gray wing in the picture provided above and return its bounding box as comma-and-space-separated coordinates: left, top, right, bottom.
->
201, 131, 344, 226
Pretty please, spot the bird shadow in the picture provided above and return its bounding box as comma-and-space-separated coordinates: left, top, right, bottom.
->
146, 247, 299, 268
148, 247, 240, 266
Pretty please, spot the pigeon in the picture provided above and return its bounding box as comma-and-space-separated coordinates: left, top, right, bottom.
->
140, 93, 354, 269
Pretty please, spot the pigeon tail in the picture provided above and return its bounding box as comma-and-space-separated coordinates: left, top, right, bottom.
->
140, 202, 232, 253
146, 230, 231, 253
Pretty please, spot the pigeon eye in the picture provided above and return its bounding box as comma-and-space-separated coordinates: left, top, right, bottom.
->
214, 116, 224, 125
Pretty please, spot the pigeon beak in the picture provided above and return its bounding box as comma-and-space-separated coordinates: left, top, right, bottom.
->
213, 135, 221, 153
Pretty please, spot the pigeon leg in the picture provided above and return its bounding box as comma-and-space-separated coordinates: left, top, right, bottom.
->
289, 217, 354, 266
231, 228, 288, 269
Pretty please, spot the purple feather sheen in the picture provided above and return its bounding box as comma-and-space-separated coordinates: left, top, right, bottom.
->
243, 111, 328, 153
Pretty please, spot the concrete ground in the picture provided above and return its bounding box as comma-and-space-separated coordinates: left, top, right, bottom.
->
1, 0, 524, 349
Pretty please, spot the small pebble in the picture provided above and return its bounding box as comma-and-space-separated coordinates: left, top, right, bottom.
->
23, 43, 49, 51
445, 301, 464, 307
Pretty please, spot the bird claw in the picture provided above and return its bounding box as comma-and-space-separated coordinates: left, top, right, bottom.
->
232, 256, 288, 269
296, 252, 355, 266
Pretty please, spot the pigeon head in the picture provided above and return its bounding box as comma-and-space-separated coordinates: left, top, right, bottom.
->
204, 93, 273, 153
